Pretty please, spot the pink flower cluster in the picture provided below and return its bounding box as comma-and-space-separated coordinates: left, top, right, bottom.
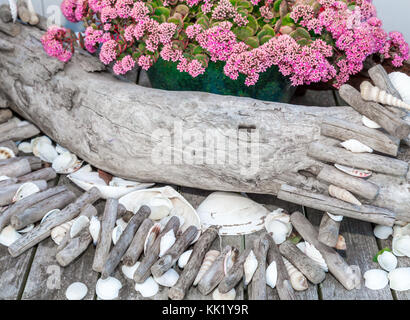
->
41, 26, 72, 62
61, 0, 87, 23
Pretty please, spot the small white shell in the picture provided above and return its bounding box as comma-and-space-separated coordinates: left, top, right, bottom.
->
243, 250, 258, 285
159, 229, 176, 257
116, 218, 128, 230
153, 268, 179, 287
377, 251, 397, 272
144, 223, 161, 255
122, 262, 140, 280
283, 257, 308, 291
70, 215, 90, 238
51, 220, 74, 245
65, 282, 88, 300
89, 216, 101, 246
0, 225, 22, 247
17, 224, 34, 234
266, 261, 277, 289
334, 164, 372, 178
389, 72, 410, 104
326, 212, 343, 222
363, 269, 388, 290
0, 147, 15, 159
393, 235, 410, 257
264, 209, 292, 244
40, 209, 60, 224
329, 185, 362, 206
388, 267, 410, 291
13, 182, 40, 202
52, 151, 81, 174
362, 116, 381, 129
35, 140, 58, 163
178, 249, 193, 269
373, 225, 393, 240
147, 196, 174, 220
300, 242, 328, 272
193, 250, 220, 286
212, 288, 236, 300
31, 136, 52, 155
56, 144, 69, 154
0, 176, 10, 181
340, 139, 373, 153
134, 276, 159, 298
17, 142, 33, 154
112, 225, 123, 245
96, 277, 122, 300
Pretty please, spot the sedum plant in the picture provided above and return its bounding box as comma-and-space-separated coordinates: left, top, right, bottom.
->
42, 0, 409, 88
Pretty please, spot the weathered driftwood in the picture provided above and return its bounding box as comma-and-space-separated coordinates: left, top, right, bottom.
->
17, 167, 57, 182
0, 140, 18, 155
10, 190, 76, 229
317, 164, 379, 200
101, 205, 151, 278
8, 187, 101, 257
168, 227, 218, 300
134, 216, 180, 283
0, 158, 31, 177
290, 211, 361, 290
0, 156, 41, 170
318, 213, 341, 248
0, 109, 12, 123
368, 65, 402, 100
0, 186, 67, 231
56, 229, 92, 267
320, 117, 399, 156
0, 179, 47, 206
0, 123, 40, 143
308, 142, 408, 177
0, 118, 19, 134
197, 245, 232, 296
0, 177, 17, 188
92, 198, 119, 273
151, 225, 199, 278
249, 235, 269, 300
277, 184, 396, 226
122, 218, 153, 266
279, 240, 326, 284
0, 19, 21, 36
0, 5, 12, 23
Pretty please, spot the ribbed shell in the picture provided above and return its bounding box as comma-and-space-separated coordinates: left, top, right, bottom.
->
328, 185, 362, 206
283, 257, 308, 291
193, 250, 220, 286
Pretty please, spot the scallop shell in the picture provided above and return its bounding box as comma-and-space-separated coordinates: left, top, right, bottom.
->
153, 268, 179, 287
178, 249, 193, 269
360, 81, 410, 111
159, 229, 176, 257
193, 250, 220, 286
144, 223, 161, 255
224, 248, 239, 276
389, 72, 410, 104
51, 219, 74, 245
363, 269, 388, 290
388, 267, 410, 291
266, 261, 277, 289
0, 147, 15, 160
212, 288, 236, 300
52, 151, 82, 174
122, 262, 140, 280
243, 250, 258, 285
134, 276, 159, 298
326, 212, 343, 222
334, 164, 372, 178
377, 251, 397, 272
89, 216, 101, 246
65, 282, 88, 300
96, 277, 122, 300
373, 225, 393, 240
70, 215, 90, 238
283, 257, 308, 291
362, 116, 381, 129
12, 182, 40, 202
17, 142, 33, 154
300, 242, 328, 272
112, 225, 123, 245
31, 136, 52, 155
0, 225, 22, 247
340, 139, 373, 153
35, 140, 58, 163
328, 185, 362, 206
264, 209, 292, 244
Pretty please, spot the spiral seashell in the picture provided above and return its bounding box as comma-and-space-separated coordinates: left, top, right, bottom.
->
223, 247, 239, 276
282, 257, 308, 291
389, 72, 410, 104
329, 185, 362, 206
340, 139, 373, 153
303, 242, 328, 272
360, 81, 410, 111
51, 220, 74, 245
193, 249, 220, 286
243, 249, 258, 285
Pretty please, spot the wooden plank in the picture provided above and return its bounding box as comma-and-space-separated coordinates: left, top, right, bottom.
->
306, 209, 393, 300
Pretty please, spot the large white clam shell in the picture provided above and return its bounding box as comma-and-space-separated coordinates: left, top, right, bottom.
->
134, 276, 159, 298
212, 288, 236, 300
373, 225, 393, 240
153, 268, 179, 287
56, 144, 69, 154
178, 250, 193, 269
0, 225, 22, 247
52, 151, 82, 174
70, 215, 90, 238
122, 262, 140, 280
264, 209, 292, 244
89, 216, 101, 246
266, 261, 277, 289
363, 269, 388, 290
65, 282, 88, 300
17, 142, 33, 154
0, 147, 15, 159
12, 182, 40, 202
389, 72, 410, 104
96, 277, 122, 300
340, 139, 373, 153
388, 267, 410, 291
377, 251, 397, 272
243, 250, 258, 286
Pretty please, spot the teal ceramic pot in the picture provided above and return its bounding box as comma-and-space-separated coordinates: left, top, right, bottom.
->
147, 58, 296, 103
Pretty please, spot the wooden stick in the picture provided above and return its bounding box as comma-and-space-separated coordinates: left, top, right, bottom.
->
168, 227, 218, 300
265, 234, 297, 300
92, 198, 119, 273
317, 164, 379, 200
0, 177, 18, 188
318, 213, 341, 247
101, 205, 151, 278
0, 118, 20, 135
198, 245, 232, 296
0, 158, 31, 177
279, 240, 326, 284
277, 184, 395, 226
249, 235, 269, 300
133, 216, 180, 283
339, 84, 410, 139
8, 187, 101, 257
56, 229, 92, 267
0, 186, 67, 232
10, 190, 76, 230
122, 218, 153, 266
0, 109, 12, 124
368, 65, 402, 100
0, 179, 47, 206
290, 211, 361, 290
320, 117, 399, 156
308, 141, 408, 177
151, 225, 199, 278
0, 140, 18, 155
0, 123, 40, 143
17, 167, 56, 182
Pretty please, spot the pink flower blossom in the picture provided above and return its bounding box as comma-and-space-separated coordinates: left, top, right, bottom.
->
99, 39, 118, 64
41, 26, 72, 62
138, 55, 152, 70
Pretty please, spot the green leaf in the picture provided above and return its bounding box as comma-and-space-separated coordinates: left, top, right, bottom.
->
192, 45, 203, 55
154, 7, 170, 18
175, 4, 190, 18
373, 248, 392, 262
196, 16, 210, 29
168, 16, 183, 27
273, 0, 282, 12
281, 13, 295, 26
237, 0, 252, 10
260, 34, 273, 45
244, 36, 259, 48
289, 235, 301, 245
194, 54, 209, 67
246, 15, 258, 33
290, 27, 311, 40
233, 26, 255, 41
297, 38, 312, 46
262, 24, 276, 36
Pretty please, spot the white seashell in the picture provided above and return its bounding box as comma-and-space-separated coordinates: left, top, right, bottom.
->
0, 176, 10, 181
296, 241, 306, 252
377, 251, 397, 272
17, 142, 33, 154
31, 136, 52, 155
243, 250, 258, 285
360, 81, 410, 111
122, 262, 140, 280
112, 225, 123, 245
41, 208, 61, 224
56, 144, 69, 154
302, 242, 328, 272
388, 267, 410, 291
17, 224, 34, 233
283, 258, 308, 291
326, 212, 343, 222
266, 261, 277, 289
362, 116, 381, 129
134, 276, 159, 298
8, 0, 17, 22
70, 215, 90, 238
0, 147, 15, 159
153, 268, 179, 287
65, 282, 88, 300
178, 250, 193, 269
389, 72, 410, 104
264, 209, 292, 244
334, 164, 372, 178
52, 151, 81, 174
393, 235, 410, 257
373, 225, 393, 240
363, 269, 388, 290
35, 140, 58, 163
159, 229, 176, 257
89, 216, 101, 246
224, 248, 238, 276
144, 223, 161, 255
51, 219, 74, 245
146, 196, 173, 220
193, 250, 220, 286
329, 185, 362, 206
12, 182, 40, 202
96, 277, 122, 300
340, 139, 373, 153
0, 225, 22, 247
116, 218, 128, 230
212, 288, 236, 300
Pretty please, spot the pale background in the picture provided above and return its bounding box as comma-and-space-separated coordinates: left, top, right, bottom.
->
0, 0, 409, 41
